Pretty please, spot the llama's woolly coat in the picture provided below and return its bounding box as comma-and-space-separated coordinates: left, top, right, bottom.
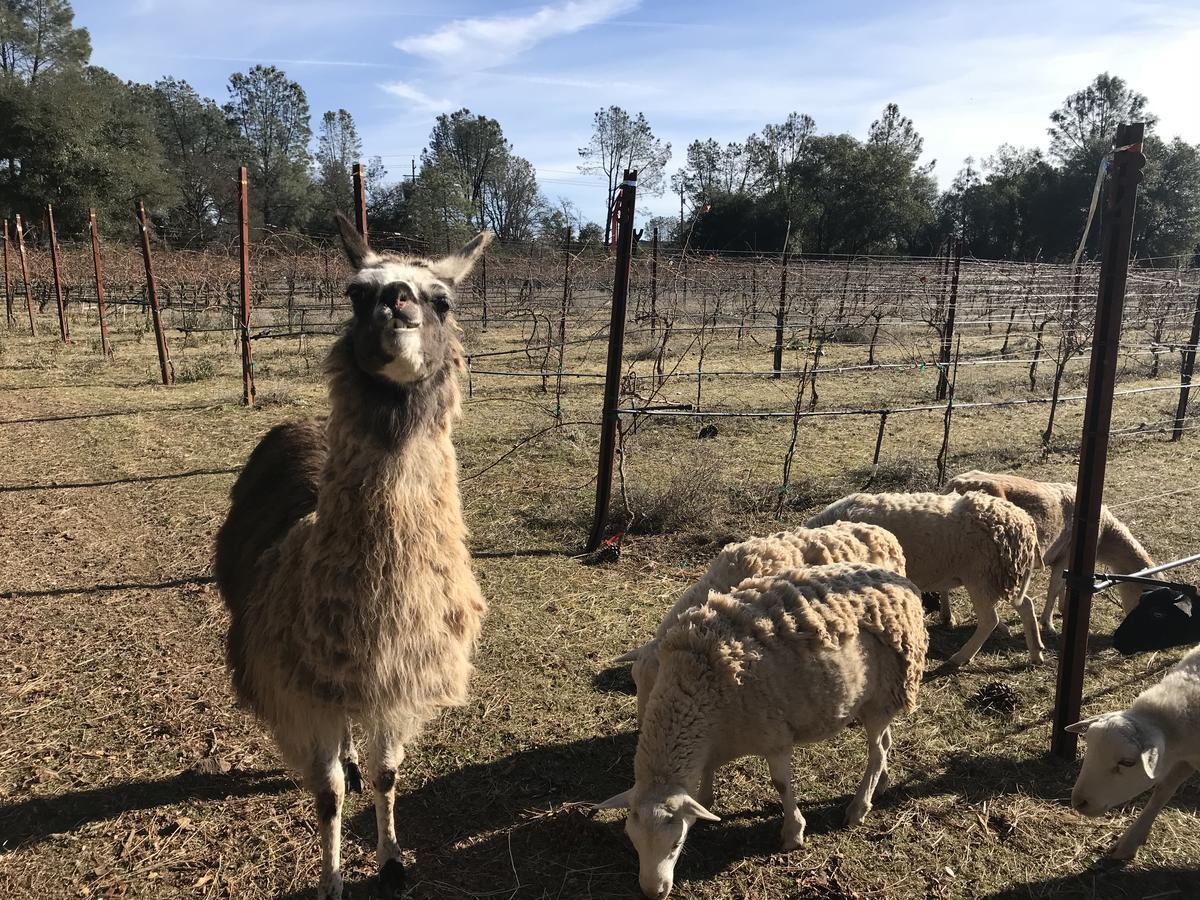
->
806, 491, 1037, 610
625, 524, 907, 718
214, 330, 486, 763
638, 562, 926, 786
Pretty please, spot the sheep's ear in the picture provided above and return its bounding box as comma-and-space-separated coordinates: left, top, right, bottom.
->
430, 231, 493, 285
334, 212, 376, 269
680, 796, 720, 822
1137, 725, 1165, 779
1065, 715, 1103, 735
594, 789, 632, 810
614, 647, 644, 664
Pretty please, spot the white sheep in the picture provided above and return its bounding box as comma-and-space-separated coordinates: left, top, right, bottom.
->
616, 523, 907, 721
944, 470, 1155, 634
1068, 645, 1200, 860
806, 491, 1043, 668
597, 563, 926, 900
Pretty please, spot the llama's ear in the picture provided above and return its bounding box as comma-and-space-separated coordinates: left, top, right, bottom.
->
334, 212, 377, 269
430, 231, 493, 285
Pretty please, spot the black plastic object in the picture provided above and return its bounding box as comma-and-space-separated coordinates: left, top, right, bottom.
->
1112, 582, 1200, 656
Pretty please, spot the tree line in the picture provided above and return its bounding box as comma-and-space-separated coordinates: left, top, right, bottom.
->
2, 0, 1197, 264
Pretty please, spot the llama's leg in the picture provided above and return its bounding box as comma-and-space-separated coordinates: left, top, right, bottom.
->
309, 733, 346, 900
1040, 562, 1066, 635
946, 590, 999, 669
1111, 762, 1194, 860
846, 719, 889, 826
340, 718, 362, 794
369, 725, 407, 898
766, 750, 805, 850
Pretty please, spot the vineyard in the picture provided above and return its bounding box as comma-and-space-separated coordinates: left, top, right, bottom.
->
2, 232, 1200, 898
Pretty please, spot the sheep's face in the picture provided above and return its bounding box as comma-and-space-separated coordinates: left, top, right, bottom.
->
1068, 712, 1163, 816
335, 213, 491, 386
595, 785, 719, 899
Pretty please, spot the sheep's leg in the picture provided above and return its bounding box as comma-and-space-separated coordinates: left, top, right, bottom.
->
1111, 761, 1194, 860
937, 591, 955, 627
369, 725, 407, 898
698, 766, 715, 809
875, 726, 892, 795
1012, 591, 1046, 665
340, 718, 362, 794
766, 751, 805, 850
1040, 562, 1066, 635
310, 734, 346, 900
846, 721, 889, 826
947, 593, 999, 669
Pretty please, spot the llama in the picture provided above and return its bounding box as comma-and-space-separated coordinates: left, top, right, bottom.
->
214, 214, 490, 900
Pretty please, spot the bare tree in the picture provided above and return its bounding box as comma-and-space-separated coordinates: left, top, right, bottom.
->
578, 106, 670, 245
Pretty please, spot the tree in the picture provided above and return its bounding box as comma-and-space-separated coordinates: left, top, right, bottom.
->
225, 65, 312, 229
1134, 137, 1200, 262
746, 112, 815, 197
140, 78, 240, 242
0, 0, 89, 85
424, 109, 507, 229
313, 108, 362, 221
481, 154, 541, 242
1048, 73, 1156, 166
578, 106, 670, 244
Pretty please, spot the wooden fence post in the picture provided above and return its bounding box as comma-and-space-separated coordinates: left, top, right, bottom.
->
136, 200, 174, 386
1172, 284, 1200, 441
585, 169, 638, 554
555, 224, 571, 424
238, 167, 255, 405
88, 209, 112, 358
937, 237, 962, 401
481, 252, 488, 331
15, 214, 35, 336
46, 203, 69, 343
773, 252, 789, 378
1051, 123, 1146, 759
2, 219, 12, 328
650, 227, 658, 338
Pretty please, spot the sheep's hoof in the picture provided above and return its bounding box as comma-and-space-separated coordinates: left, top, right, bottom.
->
844, 802, 870, 827
377, 858, 406, 898
780, 830, 805, 851
1109, 838, 1142, 862
344, 760, 363, 794
993, 621, 1011, 638
318, 872, 344, 900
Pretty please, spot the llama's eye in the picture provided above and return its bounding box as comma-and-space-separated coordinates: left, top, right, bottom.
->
431, 295, 451, 317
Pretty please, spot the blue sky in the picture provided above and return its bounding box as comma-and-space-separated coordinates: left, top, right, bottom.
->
76, 0, 1200, 224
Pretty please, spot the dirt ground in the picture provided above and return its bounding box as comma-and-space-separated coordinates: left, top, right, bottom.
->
1, 295, 1198, 900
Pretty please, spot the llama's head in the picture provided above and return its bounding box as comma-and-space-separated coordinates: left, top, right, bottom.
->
335, 212, 491, 386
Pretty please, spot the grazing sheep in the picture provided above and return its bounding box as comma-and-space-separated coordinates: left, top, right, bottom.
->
213, 215, 490, 900
807, 491, 1043, 668
597, 563, 926, 900
944, 470, 1155, 634
617, 523, 907, 721
1068, 646, 1200, 860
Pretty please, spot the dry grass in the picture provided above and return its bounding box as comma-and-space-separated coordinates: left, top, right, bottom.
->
1, 300, 1198, 900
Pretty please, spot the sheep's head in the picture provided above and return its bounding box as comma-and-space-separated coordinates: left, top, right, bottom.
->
595, 784, 718, 899
335, 212, 490, 386
1068, 711, 1164, 816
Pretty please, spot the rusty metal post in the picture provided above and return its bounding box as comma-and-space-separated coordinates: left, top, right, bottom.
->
772, 252, 789, 377
238, 167, 255, 405
937, 237, 962, 401
15, 215, 35, 336
136, 200, 174, 386
88, 210, 112, 358
46, 203, 69, 342
2, 219, 12, 328
650, 227, 658, 338
1052, 123, 1146, 760
352, 162, 368, 240
1172, 284, 1200, 441
586, 169, 638, 554
555, 224, 571, 425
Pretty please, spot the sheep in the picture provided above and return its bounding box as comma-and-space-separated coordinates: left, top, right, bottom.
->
944, 470, 1155, 634
617, 523, 907, 722
213, 215, 490, 900
1068, 645, 1200, 860
806, 491, 1043, 668
597, 563, 926, 900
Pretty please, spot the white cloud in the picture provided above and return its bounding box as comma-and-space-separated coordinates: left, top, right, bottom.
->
379, 81, 454, 113
396, 0, 639, 69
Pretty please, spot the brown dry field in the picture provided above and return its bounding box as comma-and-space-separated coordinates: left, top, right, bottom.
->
1, 296, 1198, 900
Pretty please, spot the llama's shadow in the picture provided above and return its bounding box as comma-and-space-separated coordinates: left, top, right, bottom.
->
0, 768, 293, 853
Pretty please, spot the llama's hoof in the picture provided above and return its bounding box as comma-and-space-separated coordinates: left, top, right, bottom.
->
377, 858, 406, 898
344, 760, 363, 794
